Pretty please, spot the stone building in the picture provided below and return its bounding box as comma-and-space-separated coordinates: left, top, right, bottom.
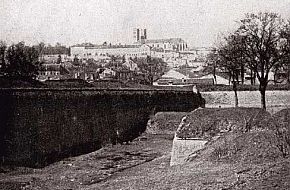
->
145, 38, 188, 52
70, 44, 150, 60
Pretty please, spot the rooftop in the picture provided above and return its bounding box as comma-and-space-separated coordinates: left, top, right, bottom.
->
85, 44, 143, 49
145, 38, 186, 44
72, 43, 144, 49
39, 64, 62, 71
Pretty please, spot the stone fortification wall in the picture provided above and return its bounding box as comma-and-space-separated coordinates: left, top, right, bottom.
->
0, 88, 204, 167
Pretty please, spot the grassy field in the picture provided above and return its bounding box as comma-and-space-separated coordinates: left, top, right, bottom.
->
202, 90, 290, 114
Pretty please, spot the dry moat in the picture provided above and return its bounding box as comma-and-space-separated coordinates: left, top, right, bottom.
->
0, 107, 289, 190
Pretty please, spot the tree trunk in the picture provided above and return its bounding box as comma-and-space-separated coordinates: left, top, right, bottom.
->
241, 65, 244, 84
233, 81, 239, 107
250, 69, 253, 85
259, 83, 267, 110
287, 63, 290, 84
213, 64, 217, 84
273, 67, 278, 85
235, 71, 239, 84
273, 71, 277, 84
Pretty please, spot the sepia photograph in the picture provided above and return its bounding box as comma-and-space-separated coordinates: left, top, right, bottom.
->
0, 0, 290, 189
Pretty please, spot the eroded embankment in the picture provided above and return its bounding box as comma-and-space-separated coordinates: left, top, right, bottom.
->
90, 107, 290, 190
147, 107, 290, 165
168, 107, 290, 165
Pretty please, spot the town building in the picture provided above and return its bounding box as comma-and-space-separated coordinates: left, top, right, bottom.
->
37, 64, 69, 81
133, 28, 147, 43
153, 69, 214, 86
70, 29, 190, 65
200, 74, 230, 85
68, 66, 99, 82
73, 71, 99, 82
145, 38, 188, 52
115, 68, 135, 81
41, 54, 71, 64
187, 47, 213, 61
99, 68, 116, 80
70, 44, 150, 60
122, 59, 138, 71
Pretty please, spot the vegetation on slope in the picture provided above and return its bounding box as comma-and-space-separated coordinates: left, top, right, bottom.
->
180, 108, 290, 165
176, 107, 273, 139
147, 112, 188, 134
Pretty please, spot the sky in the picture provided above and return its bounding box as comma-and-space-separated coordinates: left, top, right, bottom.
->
1, 0, 290, 47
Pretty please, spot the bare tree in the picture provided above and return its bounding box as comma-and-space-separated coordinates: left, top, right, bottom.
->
205, 49, 218, 84
236, 12, 288, 109
216, 12, 287, 109
216, 34, 246, 107
282, 19, 290, 84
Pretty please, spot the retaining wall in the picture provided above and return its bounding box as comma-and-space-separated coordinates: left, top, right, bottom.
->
170, 136, 207, 166
0, 88, 204, 167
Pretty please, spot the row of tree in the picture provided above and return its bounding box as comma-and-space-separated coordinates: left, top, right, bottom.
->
207, 12, 290, 109
0, 41, 42, 80
0, 41, 72, 81
41, 42, 70, 55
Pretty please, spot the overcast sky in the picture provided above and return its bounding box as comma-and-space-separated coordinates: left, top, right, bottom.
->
1, 0, 290, 47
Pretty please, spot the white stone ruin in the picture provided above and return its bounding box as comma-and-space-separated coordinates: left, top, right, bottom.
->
170, 135, 207, 166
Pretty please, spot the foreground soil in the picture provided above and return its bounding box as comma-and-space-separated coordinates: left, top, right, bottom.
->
0, 133, 289, 190
1, 108, 290, 189
0, 134, 173, 190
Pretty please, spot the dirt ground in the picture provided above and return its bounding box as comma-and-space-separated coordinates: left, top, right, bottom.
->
1, 108, 290, 190
0, 133, 289, 190
0, 134, 173, 190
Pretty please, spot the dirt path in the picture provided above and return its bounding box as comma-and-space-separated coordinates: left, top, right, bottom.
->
0, 134, 174, 190
86, 155, 290, 190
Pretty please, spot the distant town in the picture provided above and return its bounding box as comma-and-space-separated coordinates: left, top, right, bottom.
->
1, 24, 289, 89
33, 28, 217, 87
